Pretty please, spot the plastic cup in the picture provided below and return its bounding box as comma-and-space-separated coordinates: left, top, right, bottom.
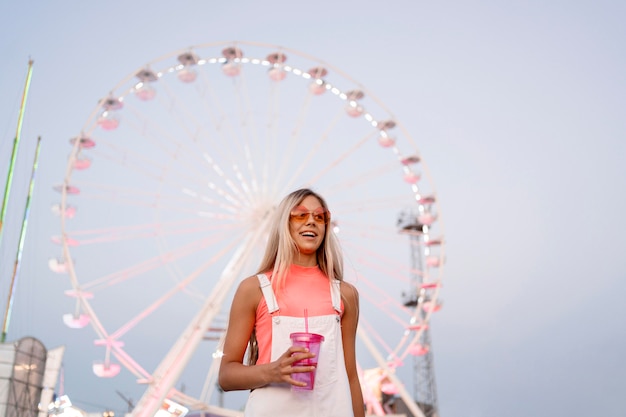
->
290, 332, 324, 391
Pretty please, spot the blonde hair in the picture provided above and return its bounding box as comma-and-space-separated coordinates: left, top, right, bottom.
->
257, 188, 344, 290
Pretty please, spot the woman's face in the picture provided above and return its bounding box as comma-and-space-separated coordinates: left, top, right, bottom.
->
289, 195, 328, 259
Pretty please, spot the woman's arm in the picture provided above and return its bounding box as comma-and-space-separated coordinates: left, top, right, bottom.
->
218, 276, 316, 391
341, 281, 365, 417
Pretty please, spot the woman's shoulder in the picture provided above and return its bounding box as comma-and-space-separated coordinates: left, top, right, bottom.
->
235, 274, 265, 298
228, 275, 265, 315
339, 280, 359, 318
339, 280, 358, 292
340, 280, 359, 302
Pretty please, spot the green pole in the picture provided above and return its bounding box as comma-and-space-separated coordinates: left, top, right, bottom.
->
0, 59, 34, 248
1, 136, 42, 343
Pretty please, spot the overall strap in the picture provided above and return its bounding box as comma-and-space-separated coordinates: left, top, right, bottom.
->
257, 274, 279, 314
330, 279, 342, 315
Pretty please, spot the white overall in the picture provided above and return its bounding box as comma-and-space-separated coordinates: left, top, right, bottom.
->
243, 274, 355, 417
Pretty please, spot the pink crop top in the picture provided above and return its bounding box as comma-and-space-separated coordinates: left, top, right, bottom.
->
254, 264, 343, 365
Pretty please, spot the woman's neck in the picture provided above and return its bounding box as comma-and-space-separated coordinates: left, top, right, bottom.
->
293, 253, 318, 267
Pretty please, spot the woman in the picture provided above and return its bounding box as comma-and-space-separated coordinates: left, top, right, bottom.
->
219, 188, 365, 417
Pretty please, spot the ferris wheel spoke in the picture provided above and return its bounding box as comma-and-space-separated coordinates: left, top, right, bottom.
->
338, 224, 409, 250
70, 175, 246, 216
360, 307, 416, 364
241, 73, 307, 196
61, 215, 240, 250
64, 211, 240, 238
348, 258, 413, 319
76, 141, 211, 190
269, 92, 340, 193
79, 227, 243, 293
305, 131, 378, 187
273, 85, 316, 155
109, 112, 208, 175
332, 194, 414, 213
343, 239, 412, 284
70, 290, 112, 341
193, 73, 262, 187
111, 345, 152, 380
108, 231, 246, 341
357, 285, 411, 329
328, 161, 403, 195
105, 110, 256, 202
228, 74, 267, 184
359, 319, 397, 360
156, 78, 256, 205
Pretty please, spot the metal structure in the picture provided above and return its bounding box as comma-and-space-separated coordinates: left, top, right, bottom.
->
398, 205, 442, 417
0, 337, 46, 417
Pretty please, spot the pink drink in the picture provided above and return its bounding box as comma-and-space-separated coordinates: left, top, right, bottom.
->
290, 332, 324, 391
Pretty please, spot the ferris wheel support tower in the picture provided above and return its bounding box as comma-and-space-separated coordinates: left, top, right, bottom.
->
398, 207, 440, 417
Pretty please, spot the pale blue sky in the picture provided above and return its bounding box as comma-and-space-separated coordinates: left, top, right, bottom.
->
1, 1, 625, 416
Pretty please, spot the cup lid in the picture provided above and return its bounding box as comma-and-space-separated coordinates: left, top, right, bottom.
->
290, 332, 325, 342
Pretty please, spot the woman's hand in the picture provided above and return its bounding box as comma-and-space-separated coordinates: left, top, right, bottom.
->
269, 346, 317, 387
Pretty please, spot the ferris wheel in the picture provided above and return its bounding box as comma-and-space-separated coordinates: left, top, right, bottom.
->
51, 41, 445, 417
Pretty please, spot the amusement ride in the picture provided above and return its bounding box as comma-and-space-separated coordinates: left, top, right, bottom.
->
51, 41, 445, 417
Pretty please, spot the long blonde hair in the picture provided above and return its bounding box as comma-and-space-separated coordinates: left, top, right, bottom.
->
257, 188, 344, 289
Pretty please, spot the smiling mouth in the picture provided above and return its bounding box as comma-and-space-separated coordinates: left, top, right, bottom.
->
300, 232, 317, 237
